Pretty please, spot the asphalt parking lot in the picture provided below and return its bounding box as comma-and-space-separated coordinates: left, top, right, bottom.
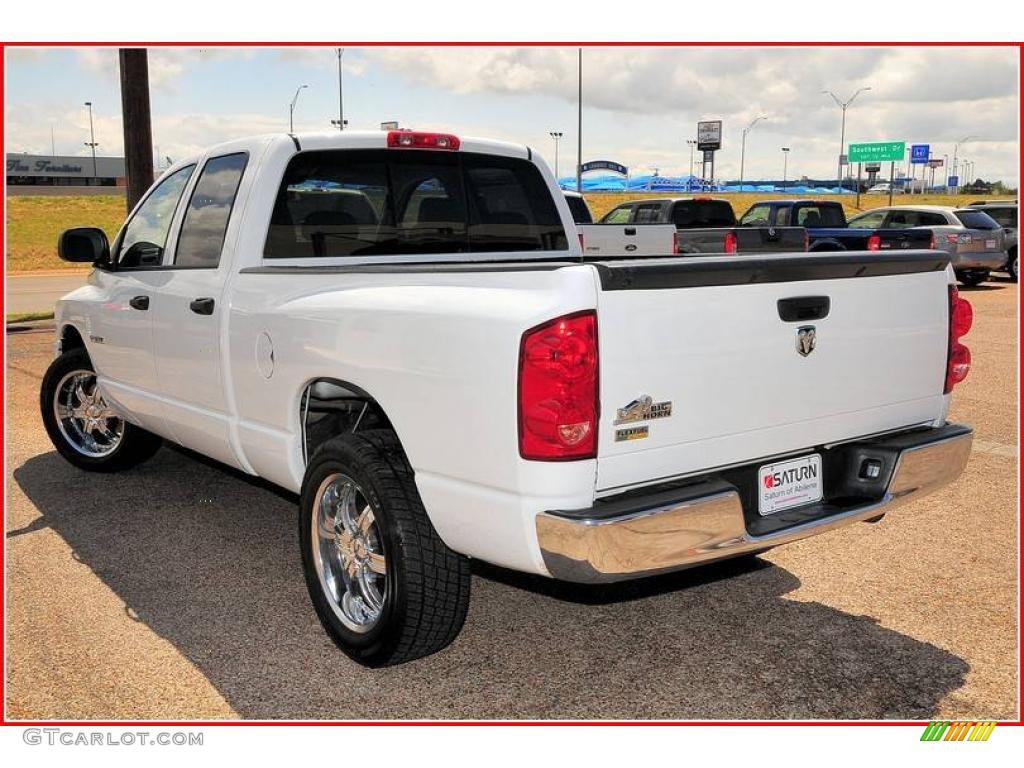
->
4, 278, 1019, 721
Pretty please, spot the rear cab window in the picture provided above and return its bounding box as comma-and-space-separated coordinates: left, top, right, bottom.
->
954, 210, 1000, 230
670, 199, 736, 228
263, 149, 567, 259
175, 152, 248, 268
792, 203, 846, 227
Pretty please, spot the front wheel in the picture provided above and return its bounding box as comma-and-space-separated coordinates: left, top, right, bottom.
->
957, 270, 989, 287
299, 430, 471, 666
40, 347, 162, 472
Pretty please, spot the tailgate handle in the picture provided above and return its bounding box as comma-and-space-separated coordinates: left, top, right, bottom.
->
624, 227, 637, 236
778, 296, 830, 322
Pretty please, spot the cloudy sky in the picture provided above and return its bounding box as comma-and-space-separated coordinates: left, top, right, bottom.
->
5, 46, 1020, 184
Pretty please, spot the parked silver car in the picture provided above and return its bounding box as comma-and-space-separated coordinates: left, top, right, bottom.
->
968, 201, 1017, 281
847, 205, 1006, 286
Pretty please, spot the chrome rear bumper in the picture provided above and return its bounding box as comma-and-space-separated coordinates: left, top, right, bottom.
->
536, 424, 973, 583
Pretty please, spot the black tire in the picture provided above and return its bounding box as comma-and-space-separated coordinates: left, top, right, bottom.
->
40, 347, 162, 472
1007, 249, 1018, 282
957, 270, 989, 287
299, 429, 471, 667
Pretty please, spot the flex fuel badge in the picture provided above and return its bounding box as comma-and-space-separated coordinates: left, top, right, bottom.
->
615, 426, 649, 442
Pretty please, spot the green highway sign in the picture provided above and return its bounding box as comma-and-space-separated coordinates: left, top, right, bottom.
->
848, 141, 906, 163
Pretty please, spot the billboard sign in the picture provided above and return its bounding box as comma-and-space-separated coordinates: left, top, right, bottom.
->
580, 160, 628, 176
864, 163, 882, 173
928, 158, 944, 169
848, 141, 906, 163
697, 120, 722, 151
911, 144, 930, 164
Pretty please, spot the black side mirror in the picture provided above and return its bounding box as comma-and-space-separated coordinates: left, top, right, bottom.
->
58, 227, 110, 264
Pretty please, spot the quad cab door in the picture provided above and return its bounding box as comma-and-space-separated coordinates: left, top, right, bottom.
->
149, 151, 250, 469
88, 163, 197, 433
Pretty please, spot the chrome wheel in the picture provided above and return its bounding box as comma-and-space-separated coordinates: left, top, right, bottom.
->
311, 473, 387, 633
52, 370, 125, 458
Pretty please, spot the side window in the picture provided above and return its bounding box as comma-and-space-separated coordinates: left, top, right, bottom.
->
849, 210, 885, 229
984, 208, 1017, 228
739, 205, 772, 226
463, 154, 567, 252
603, 206, 632, 224
883, 210, 914, 228
115, 164, 194, 268
917, 212, 949, 227
175, 153, 248, 268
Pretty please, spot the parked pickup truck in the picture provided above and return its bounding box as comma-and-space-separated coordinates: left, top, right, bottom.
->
45, 130, 974, 667
594, 196, 808, 254
738, 199, 934, 253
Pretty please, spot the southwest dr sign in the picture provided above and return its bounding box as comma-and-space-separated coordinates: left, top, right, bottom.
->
848, 141, 906, 163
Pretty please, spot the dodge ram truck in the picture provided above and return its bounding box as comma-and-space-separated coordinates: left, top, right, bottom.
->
596, 196, 808, 254
738, 199, 934, 253
44, 130, 974, 667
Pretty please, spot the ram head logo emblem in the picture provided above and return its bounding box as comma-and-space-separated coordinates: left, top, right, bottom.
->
797, 326, 817, 357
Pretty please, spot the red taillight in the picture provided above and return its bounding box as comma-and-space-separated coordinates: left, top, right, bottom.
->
944, 285, 973, 394
929, 231, 936, 250
386, 131, 461, 150
673, 231, 680, 254
803, 229, 810, 252
724, 231, 738, 254
518, 311, 598, 461
578, 232, 585, 252
867, 233, 881, 251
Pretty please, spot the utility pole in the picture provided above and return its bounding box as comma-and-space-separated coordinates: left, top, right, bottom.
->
739, 115, 766, 191
290, 84, 308, 133
83, 101, 98, 180
549, 131, 563, 180
119, 49, 155, 212
576, 48, 582, 193
50, 123, 56, 157
781, 147, 790, 192
822, 86, 871, 191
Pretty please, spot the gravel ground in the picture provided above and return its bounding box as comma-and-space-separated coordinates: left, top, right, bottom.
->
4, 278, 1018, 721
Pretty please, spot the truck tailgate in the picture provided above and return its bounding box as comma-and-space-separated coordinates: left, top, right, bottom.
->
592, 251, 951, 492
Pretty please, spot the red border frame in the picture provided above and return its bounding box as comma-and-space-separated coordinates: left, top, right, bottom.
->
1, 40, 1021, 728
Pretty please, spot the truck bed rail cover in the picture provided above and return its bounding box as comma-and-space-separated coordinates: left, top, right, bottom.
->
593, 250, 949, 290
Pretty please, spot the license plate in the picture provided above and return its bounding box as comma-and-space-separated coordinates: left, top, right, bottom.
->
758, 454, 823, 516
986, 239, 996, 249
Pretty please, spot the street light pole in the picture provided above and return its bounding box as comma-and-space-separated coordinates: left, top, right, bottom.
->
289, 84, 308, 133
739, 115, 767, 191
823, 86, 871, 191
950, 135, 974, 194
336, 48, 345, 131
781, 147, 790, 192
686, 139, 697, 189
83, 101, 98, 180
549, 131, 563, 180
576, 48, 583, 194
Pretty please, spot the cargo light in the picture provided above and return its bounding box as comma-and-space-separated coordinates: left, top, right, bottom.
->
867, 233, 881, 251
724, 231, 738, 254
386, 131, 461, 150
518, 311, 598, 461
944, 285, 973, 394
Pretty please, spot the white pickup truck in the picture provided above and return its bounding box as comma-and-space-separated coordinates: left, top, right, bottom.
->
45, 130, 975, 667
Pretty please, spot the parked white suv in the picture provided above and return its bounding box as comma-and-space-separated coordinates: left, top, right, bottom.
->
45, 130, 975, 666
